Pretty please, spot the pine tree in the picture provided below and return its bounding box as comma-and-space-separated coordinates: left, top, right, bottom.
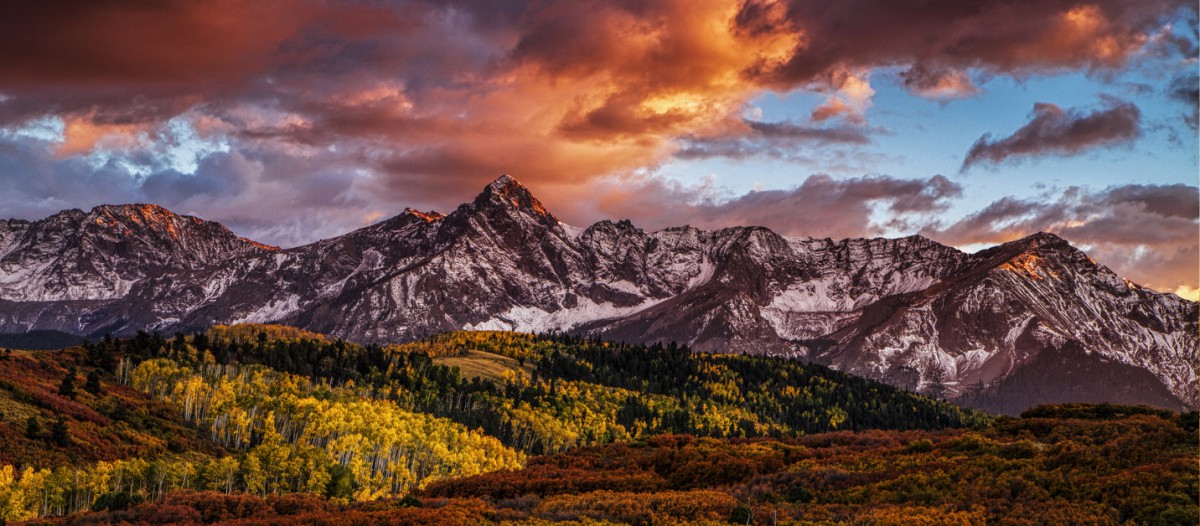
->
85, 370, 103, 395
325, 463, 357, 499
25, 416, 41, 439
50, 417, 70, 446
58, 368, 77, 399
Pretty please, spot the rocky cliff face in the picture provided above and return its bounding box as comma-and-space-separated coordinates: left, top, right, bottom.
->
1, 176, 1195, 413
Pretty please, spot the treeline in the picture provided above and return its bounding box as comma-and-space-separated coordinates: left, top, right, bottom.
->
534, 338, 977, 433
29, 405, 1199, 525
97, 327, 987, 456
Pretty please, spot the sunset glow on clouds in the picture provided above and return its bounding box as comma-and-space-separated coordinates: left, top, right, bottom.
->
0, 0, 1195, 297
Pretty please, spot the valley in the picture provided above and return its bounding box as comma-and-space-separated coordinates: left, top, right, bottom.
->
0, 325, 1192, 524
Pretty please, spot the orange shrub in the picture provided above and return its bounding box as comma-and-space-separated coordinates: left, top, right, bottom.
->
534, 489, 736, 524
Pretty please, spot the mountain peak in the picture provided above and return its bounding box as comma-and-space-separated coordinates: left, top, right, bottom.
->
84, 203, 279, 251
89, 203, 201, 229
1016, 231, 1067, 246
92, 203, 176, 217
474, 174, 556, 222
91, 203, 178, 227
402, 208, 446, 222
971, 231, 1092, 282
981, 231, 1073, 258
87, 204, 189, 239
488, 173, 521, 189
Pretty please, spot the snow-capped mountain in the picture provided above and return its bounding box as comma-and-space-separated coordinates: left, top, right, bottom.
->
0, 204, 275, 302
0, 176, 1195, 413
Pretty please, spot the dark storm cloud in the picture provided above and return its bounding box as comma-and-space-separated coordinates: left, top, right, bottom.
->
140, 153, 253, 205
0, 132, 385, 247
0, 136, 142, 217
961, 98, 1142, 169
735, 0, 1195, 89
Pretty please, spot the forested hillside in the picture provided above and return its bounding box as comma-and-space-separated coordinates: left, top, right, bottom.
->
0, 329, 522, 521
123, 327, 989, 454
0, 325, 1193, 524
28, 406, 1200, 525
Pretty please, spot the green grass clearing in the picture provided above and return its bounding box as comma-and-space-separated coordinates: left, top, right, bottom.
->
433, 349, 534, 382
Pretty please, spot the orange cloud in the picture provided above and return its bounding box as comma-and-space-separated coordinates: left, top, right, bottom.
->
1, 0, 1188, 188
810, 69, 874, 123
900, 67, 981, 100
56, 114, 150, 157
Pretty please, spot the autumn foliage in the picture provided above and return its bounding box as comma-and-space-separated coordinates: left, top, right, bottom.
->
0, 325, 1194, 524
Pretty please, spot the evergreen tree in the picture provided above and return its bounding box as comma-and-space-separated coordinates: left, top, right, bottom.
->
25, 416, 41, 439
85, 370, 103, 395
50, 417, 70, 446
58, 367, 77, 399
325, 464, 357, 499
192, 331, 210, 353
86, 339, 118, 370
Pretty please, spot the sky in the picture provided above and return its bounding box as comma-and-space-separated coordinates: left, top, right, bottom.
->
0, 0, 1196, 298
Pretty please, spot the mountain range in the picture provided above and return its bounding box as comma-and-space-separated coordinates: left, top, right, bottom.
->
0, 175, 1195, 414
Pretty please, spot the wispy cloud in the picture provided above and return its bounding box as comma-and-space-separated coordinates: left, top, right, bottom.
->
962, 98, 1141, 170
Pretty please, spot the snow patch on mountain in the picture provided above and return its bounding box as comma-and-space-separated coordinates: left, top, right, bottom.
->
463, 295, 668, 333
233, 294, 302, 324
